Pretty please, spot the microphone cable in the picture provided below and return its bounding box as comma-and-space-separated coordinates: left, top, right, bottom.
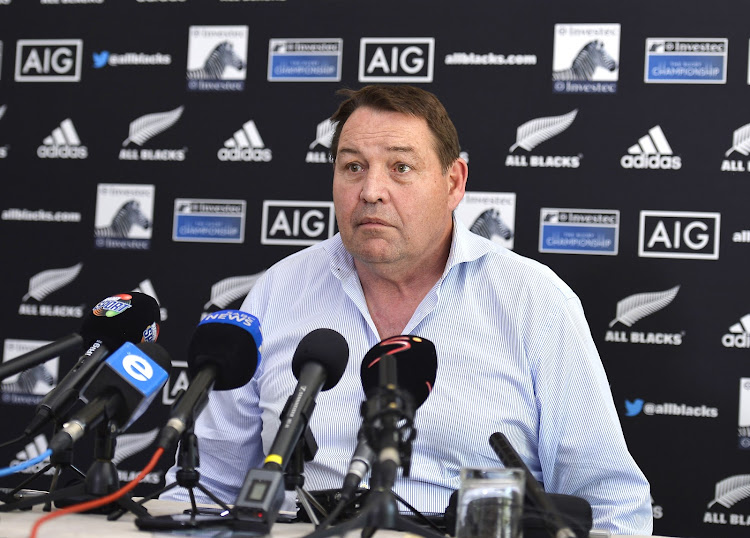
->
0, 433, 30, 450
0, 449, 53, 477
28, 447, 164, 538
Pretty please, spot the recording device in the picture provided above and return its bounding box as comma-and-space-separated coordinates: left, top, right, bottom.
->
233, 328, 349, 532
23, 292, 161, 438
0, 291, 159, 383
340, 335, 437, 499
489, 432, 576, 538
156, 310, 262, 450
48, 341, 171, 454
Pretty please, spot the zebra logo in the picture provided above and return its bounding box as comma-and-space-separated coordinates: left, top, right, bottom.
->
95, 200, 151, 238
470, 209, 514, 242
552, 40, 617, 81
1, 363, 55, 396
186, 26, 248, 91
187, 41, 245, 80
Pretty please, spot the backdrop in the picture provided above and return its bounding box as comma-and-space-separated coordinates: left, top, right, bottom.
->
1, 1, 748, 536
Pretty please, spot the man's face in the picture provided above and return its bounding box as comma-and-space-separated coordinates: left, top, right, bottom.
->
332, 107, 465, 273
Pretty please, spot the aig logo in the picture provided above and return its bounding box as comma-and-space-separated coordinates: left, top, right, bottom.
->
15, 39, 82, 82
359, 37, 435, 82
639, 210, 720, 260
261, 200, 335, 246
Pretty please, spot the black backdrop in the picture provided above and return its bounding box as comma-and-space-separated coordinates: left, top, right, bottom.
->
1, 2, 749, 536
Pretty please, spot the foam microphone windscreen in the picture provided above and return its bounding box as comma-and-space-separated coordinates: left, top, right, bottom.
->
188, 311, 262, 391
360, 335, 437, 407
79, 292, 161, 348
291, 328, 349, 391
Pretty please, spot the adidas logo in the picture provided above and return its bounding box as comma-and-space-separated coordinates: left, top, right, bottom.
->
306, 118, 335, 164
620, 125, 680, 170
217, 119, 272, 162
37, 118, 88, 159
11, 434, 52, 475
722, 314, 750, 348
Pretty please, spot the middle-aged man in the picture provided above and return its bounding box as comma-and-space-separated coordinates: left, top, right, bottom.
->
164, 84, 653, 535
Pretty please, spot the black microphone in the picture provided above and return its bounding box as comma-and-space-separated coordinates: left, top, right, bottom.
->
23, 292, 161, 437
263, 328, 349, 470
233, 328, 349, 531
156, 310, 262, 450
341, 335, 437, 499
489, 432, 576, 538
49, 341, 171, 454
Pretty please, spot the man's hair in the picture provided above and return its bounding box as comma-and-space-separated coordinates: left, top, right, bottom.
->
329, 85, 461, 173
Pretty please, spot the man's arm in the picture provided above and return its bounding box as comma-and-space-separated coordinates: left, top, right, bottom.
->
532, 295, 653, 535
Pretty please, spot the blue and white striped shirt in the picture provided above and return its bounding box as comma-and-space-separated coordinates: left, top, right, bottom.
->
163, 218, 653, 535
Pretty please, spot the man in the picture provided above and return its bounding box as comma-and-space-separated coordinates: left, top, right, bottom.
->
164, 85, 652, 535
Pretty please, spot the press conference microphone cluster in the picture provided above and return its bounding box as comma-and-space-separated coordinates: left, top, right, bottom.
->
21, 292, 161, 439
156, 309, 262, 451
233, 328, 349, 531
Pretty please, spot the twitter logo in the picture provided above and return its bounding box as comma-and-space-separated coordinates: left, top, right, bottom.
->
625, 399, 644, 417
93, 51, 110, 69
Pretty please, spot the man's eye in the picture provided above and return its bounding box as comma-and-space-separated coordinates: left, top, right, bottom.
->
395, 164, 412, 173
347, 163, 363, 172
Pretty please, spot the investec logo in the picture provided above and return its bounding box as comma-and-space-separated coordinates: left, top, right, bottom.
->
639, 210, 720, 260
119, 106, 186, 162
605, 285, 683, 345
505, 109, 581, 168
359, 37, 434, 82
15, 39, 82, 82
306, 118, 335, 164
704, 475, 750, 527
37, 118, 88, 159
261, 200, 335, 245
218, 120, 272, 162
620, 125, 681, 170
723, 314, 750, 349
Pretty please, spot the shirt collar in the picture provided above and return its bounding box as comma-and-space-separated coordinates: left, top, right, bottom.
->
324, 215, 494, 282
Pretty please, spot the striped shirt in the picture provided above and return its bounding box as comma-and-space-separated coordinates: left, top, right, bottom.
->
163, 218, 653, 535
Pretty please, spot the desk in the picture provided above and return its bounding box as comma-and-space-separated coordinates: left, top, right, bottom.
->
0, 500, 668, 538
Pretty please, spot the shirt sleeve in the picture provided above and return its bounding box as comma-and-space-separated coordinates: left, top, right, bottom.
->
531, 294, 653, 535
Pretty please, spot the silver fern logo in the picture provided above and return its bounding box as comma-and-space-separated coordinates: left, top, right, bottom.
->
505, 109, 581, 169
609, 286, 680, 327
201, 272, 265, 318
306, 118, 336, 164
704, 475, 750, 526
0, 104, 7, 159
18, 264, 85, 318
721, 122, 750, 173
22, 263, 83, 302
119, 106, 186, 162
0, 104, 6, 121
605, 286, 684, 345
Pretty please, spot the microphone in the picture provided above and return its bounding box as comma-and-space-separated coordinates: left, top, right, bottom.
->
233, 328, 349, 530
0, 292, 159, 382
341, 335, 437, 498
156, 310, 262, 450
489, 432, 576, 538
49, 341, 171, 454
23, 292, 161, 437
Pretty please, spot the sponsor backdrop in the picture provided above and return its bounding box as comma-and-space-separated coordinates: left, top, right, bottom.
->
0, 1, 748, 536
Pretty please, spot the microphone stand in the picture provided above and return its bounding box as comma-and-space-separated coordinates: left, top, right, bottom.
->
0, 424, 86, 509
125, 427, 232, 522
286, 425, 328, 526
0, 420, 148, 519
304, 373, 444, 538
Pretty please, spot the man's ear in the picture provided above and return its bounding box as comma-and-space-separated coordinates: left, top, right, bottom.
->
447, 157, 468, 211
